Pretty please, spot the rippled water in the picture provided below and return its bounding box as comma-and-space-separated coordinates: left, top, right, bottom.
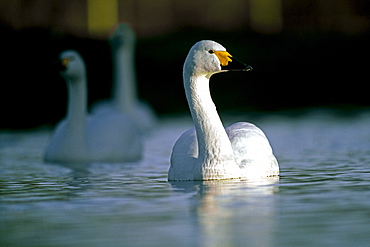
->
1, 111, 370, 247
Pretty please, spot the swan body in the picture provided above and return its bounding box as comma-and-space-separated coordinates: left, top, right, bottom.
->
92, 23, 156, 132
168, 40, 279, 181
44, 50, 143, 164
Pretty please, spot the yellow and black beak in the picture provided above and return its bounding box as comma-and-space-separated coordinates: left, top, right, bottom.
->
223, 56, 253, 71
213, 51, 253, 71
54, 57, 70, 72
60, 58, 70, 70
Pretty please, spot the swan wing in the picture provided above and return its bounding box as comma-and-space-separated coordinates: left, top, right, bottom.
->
169, 128, 198, 180
44, 120, 88, 163
132, 101, 157, 132
87, 112, 143, 162
226, 122, 279, 177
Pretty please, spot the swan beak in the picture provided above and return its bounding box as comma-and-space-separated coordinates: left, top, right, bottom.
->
54, 58, 70, 72
221, 56, 253, 72
61, 58, 70, 69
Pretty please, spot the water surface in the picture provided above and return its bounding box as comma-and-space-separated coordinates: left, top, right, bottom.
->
1, 111, 370, 247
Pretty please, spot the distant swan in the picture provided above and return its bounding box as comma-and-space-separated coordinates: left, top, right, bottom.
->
44, 50, 143, 164
168, 40, 279, 180
92, 23, 156, 132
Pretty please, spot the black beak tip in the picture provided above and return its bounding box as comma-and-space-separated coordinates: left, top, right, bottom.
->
221, 56, 253, 72
245, 65, 253, 71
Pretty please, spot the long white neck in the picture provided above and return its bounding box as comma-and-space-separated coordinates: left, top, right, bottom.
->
112, 43, 138, 113
184, 72, 236, 168
65, 75, 87, 142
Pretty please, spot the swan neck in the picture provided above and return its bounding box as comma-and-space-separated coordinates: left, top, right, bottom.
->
66, 76, 87, 133
184, 73, 235, 165
111, 43, 138, 112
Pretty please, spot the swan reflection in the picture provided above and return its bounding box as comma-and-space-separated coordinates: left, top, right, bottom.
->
170, 177, 279, 246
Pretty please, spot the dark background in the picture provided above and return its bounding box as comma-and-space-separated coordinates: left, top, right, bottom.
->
1, 0, 370, 129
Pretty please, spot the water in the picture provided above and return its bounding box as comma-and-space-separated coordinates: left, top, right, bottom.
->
1, 111, 370, 247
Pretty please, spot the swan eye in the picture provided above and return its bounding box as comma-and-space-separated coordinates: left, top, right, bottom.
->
208, 50, 214, 54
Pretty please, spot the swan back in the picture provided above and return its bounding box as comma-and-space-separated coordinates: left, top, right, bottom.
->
226, 122, 279, 177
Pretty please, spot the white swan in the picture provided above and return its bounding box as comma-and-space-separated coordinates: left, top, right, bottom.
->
44, 50, 143, 164
168, 40, 279, 181
92, 23, 156, 132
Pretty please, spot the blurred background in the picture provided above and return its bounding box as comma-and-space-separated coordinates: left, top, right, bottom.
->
0, 0, 369, 129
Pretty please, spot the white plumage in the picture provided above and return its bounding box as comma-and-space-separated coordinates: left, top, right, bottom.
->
44, 50, 143, 164
92, 23, 156, 132
168, 40, 279, 180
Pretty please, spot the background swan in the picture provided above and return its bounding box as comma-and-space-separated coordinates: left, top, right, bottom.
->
44, 50, 143, 164
92, 23, 156, 132
168, 40, 279, 181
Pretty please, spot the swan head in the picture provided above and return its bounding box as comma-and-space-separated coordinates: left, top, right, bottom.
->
58, 50, 86, 80
109, 23, 136, 48
184, 40, 252, 78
